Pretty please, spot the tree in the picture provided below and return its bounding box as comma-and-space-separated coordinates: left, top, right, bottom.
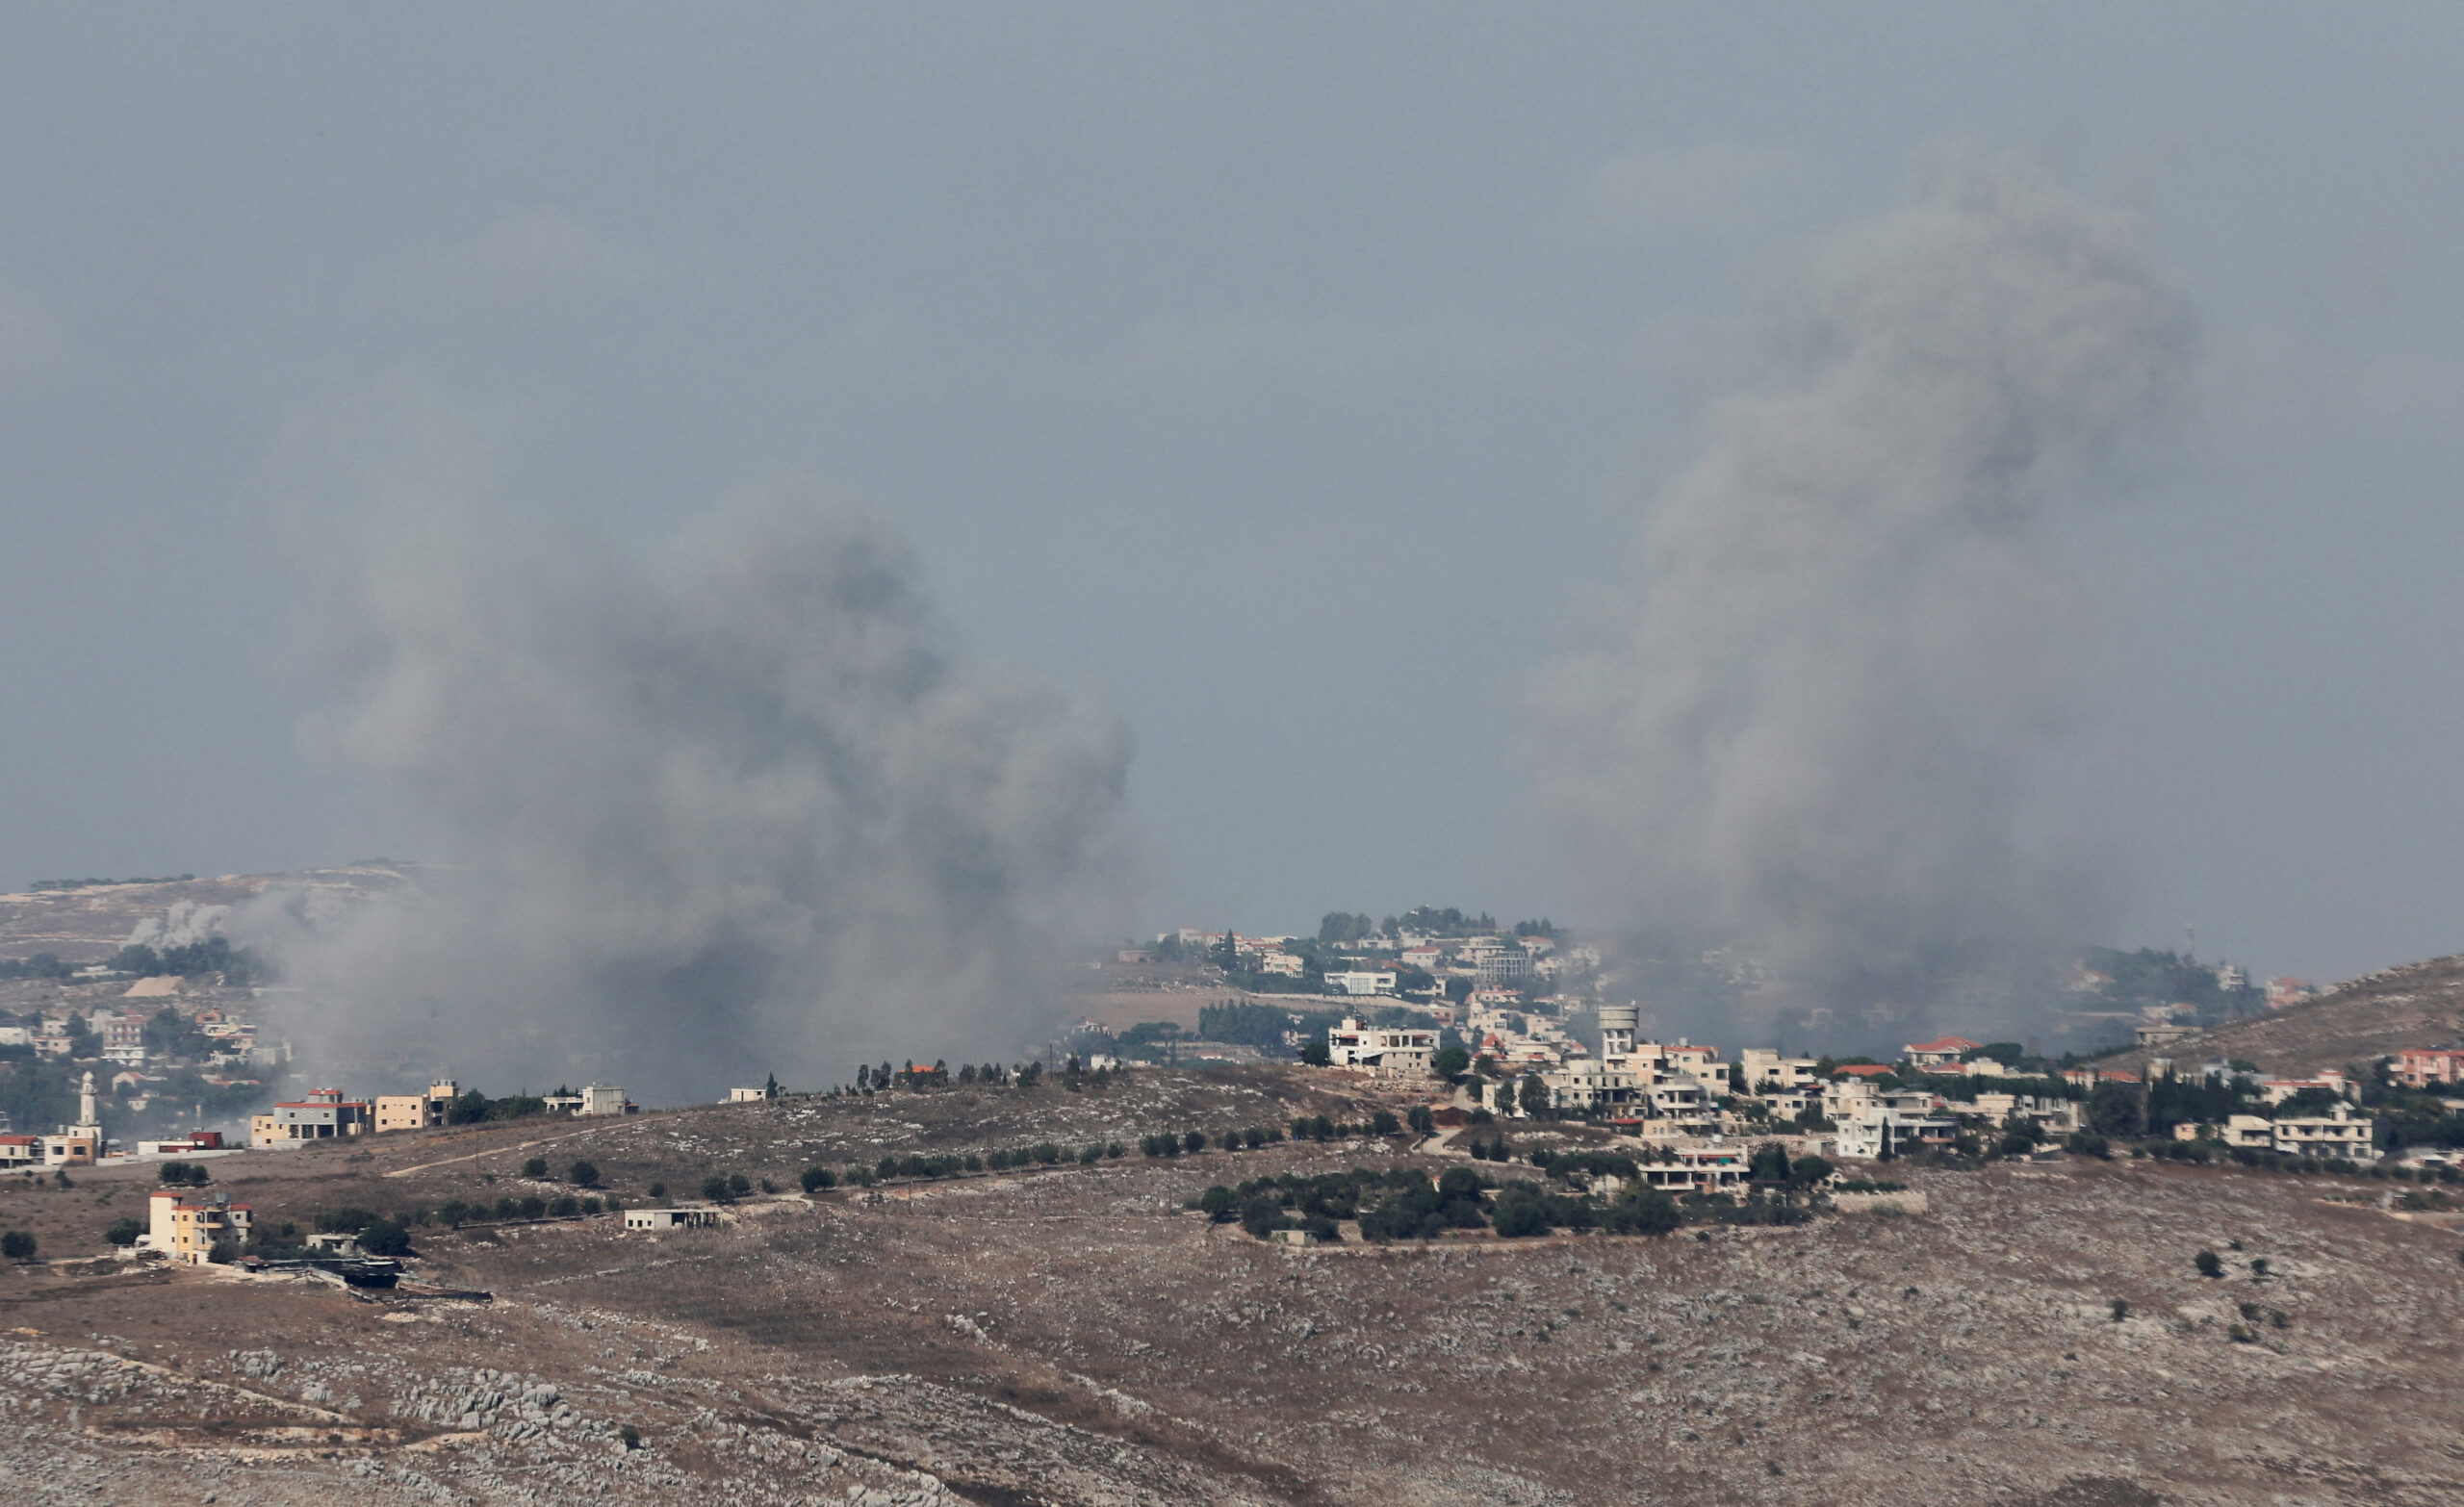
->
2, 1231, 36, 1260
1517, 1075, 1552, 1118
1431, 1045, 1471, 1081
522, 1157, 549, 1179
1370, 1110, 1401, 1136
1298, 1037, 1333, 1067
800, 1165, 835, 1193
568, 1160, 600, 1188
703, 1175, 735, 1204
728, 1172, 752, 1196
1749, 1142, 1791, 1186
1184, 1131, 1208, 1154
358, 1219, 413, 1257
2194, 1249, 2224, 1279
763, 1071, 781, 1100
1197, 1186, 1237, 1221
1788, 1155, 1833, 1189
105, 1217, 142, 1247
1405, 1105, 1435, 1137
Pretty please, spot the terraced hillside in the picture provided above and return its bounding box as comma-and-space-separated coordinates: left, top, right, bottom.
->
1, 1064, 2459, 1506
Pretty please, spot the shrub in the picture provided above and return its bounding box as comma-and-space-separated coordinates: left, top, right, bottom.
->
358, 1219, 413, 1257
580, 1196, 603, 1215
646, 1181, 668, 1200
1106, 1141, 1125, 1158
1490, 1196, 1549, 1239
105, 1217, 143, 1246
521, 1157, 549, 1179
2110, 1298, 2130, 1321
1184, 1131, 1207, 1155
547, 1195, 579, 1218
703, 1176, 734, 1204
568, 1160, 600, 1188
315, 1207, 379, 1234
1033, 1142, 1061, 1164
2249, 1257, 2271, 1278
517, 1194, 547, 1220
158, 1161, 192, 1186
801, 1165, 836, 1192
1077, 1144, 1100, 1164
728, 1173, 752, 1196
2194, 1249, 2224, 1279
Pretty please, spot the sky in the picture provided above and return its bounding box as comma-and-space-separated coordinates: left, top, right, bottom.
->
2, 5, 2460, 988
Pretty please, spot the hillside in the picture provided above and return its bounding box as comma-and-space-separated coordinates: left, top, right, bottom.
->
2121, 954, 2464, 1079
0, 865, 406, 964
2, 1064, 2462, 1505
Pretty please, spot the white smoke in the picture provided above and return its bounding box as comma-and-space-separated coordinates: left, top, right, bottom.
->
248, 396, 1133, 1100
1533, 154, 2194, 1038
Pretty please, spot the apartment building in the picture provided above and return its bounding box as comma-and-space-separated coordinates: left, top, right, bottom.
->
145, 1188, 253, 1264
251, 1086, 374, 1148
374, 1080, 460, 1133
1325, 1018, 1436, 1076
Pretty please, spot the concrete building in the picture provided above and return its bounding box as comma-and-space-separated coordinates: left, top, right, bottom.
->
2395, 1049, 2464, 1090
1904, 1036, 1985, 1070
1325, 1018, 1436, 1076
1739, 1049, 1819, 1091
252, 1086, 373, 1148
145, 1188, 252, 1263
374, 1081, 459, 1133
580, 1083, 630, 1116
1967, 1092, 2082, 1135
625, 1207, 721, 1232
1322, 971, 1399, 997
1835, 1104, 1959, 1160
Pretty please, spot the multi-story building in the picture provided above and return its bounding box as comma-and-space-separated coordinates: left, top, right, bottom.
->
145, 1188, 253, 1263
2395, 1049, 2464, 1090
1966, 1092, 2082, 1135
1322, 971, 1398, 998
579, 1083, 630, 1116
251, 1086, 373, 1148
1738, 1049, 1819, 1092
1835, 1104, 1959, 1160
1325, 1018, 1436, 1076
1904, 1036, 1985, 1070
374, 1081, 459, 1133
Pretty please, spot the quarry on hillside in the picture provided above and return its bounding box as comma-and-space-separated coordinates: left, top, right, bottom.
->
0, 1063, 2459, 1506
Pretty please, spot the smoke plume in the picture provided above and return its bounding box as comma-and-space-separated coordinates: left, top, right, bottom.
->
251, 408, 1132, 1102
1533, 154, 2194, 1043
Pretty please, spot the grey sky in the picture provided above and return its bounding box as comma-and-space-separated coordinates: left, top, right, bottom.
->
2, 6, 2458, 986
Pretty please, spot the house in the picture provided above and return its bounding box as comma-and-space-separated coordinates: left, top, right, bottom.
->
579, 1083, 631, 1116
1904, 1037, 1984, 1070
145, 1188, 252, 1263
1967, 1092, 2081, 1135
375, 1081, 459, 1133
1833, 1063, 1896, 1081
2258, 1072, 2354, 1106
1322, 970, 1398, 998
1325, 1018, 1437, 1077
2268, 1103, 2374, 1160
1630, 1142, 1754, 1195
1258, 953, 1305, 977
624, 1207, 721, 1232
2395, 1049, 2464, 1090
91, 1011, 148, 1067
41, 1131, 98, 1166
1738, 1049, 1819, 1091
251, 1086, 373, 1148
0, 1136, 39, 1168
726, 1086, 770, 1103
1835, 1105, 1959, 1160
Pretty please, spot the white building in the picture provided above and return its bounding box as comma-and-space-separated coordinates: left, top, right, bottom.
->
1324, 1017, 1436, 1076
1835, 1104, 1959, 1160
1738, 1049, 1819, 1092
625, 1207, 720, 1232
1322, 971, 1398, 997
579, 1083, 630, 1116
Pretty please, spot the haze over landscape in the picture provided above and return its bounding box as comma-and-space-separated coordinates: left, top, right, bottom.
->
3, 12, 2463, 1506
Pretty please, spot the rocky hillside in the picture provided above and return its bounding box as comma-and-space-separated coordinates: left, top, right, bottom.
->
2123, 953, 2464, 1078
0, 865, 406, 964
2, 1064, 2461, 1505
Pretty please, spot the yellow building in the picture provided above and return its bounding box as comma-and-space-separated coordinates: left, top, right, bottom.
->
374, 1081, 459, 1133
146, 1188, 253, 1264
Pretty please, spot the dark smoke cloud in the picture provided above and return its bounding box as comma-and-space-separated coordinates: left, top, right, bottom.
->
248, 391, 1133, 1101
1533, 154, 2194, 1043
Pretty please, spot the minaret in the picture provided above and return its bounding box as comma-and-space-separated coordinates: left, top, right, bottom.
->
77, 1069, 98, 1132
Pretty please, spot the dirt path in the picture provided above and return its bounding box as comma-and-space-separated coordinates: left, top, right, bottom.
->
381, 1124, 607, 1179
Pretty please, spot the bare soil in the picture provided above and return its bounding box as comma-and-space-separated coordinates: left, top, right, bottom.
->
1, 1064, 2459, 1505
